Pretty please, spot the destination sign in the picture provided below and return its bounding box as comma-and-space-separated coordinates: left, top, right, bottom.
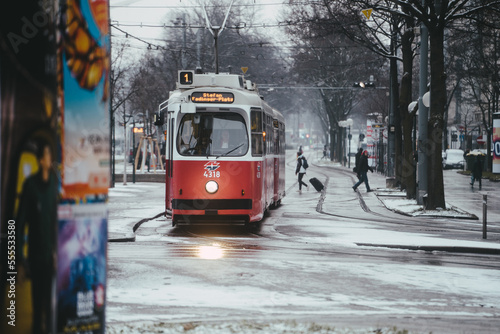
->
191, 92, 234, 103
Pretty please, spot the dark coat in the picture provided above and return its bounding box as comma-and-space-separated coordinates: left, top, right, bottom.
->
295, 155, 307, 174
357, 154, 373, 174
17, 171, 58, 266
354, 149, 363, 173
472, 157, 483, 178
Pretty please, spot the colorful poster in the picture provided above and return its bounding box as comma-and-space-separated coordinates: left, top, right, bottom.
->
57, 204, 107, 333
366, 120, 376, 167
61, 0, 110, 199
493, 118, 500, 174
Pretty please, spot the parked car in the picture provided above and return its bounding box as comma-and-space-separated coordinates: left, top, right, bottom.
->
443, 149, 465, 169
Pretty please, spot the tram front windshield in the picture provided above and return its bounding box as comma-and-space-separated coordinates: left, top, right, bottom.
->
177, 112, 249, 157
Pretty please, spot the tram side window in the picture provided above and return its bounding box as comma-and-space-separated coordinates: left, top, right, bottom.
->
266, 115, 273, 154
251, 109, 263, 156
280, 123, 286, 154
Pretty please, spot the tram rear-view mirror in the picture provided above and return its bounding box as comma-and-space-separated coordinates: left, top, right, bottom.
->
181, 103, 196, 114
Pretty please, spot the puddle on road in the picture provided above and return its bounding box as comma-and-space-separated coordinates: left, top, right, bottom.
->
161, 241, 265, 260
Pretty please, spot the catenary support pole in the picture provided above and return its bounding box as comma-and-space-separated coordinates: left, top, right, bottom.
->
483, 194, 487, 239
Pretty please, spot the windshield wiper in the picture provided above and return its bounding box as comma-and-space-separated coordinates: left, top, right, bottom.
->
216, 143, 244, 159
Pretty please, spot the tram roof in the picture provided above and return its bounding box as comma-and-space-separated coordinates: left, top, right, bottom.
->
163, 70, 284, 120
176, 71, 246, 91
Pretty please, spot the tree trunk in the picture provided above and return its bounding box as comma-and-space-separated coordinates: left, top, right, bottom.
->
329, 128, 336, 162
399, 18, 416, 199
427, 27, 447, 210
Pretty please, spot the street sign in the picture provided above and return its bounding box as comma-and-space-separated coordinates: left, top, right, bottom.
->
477, 135, 485, 144
362, 8, 373, 20
241, 67, 248, 74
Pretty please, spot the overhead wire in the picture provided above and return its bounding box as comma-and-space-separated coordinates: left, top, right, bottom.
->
110, 1, 318, 10
111, 24, 167, 51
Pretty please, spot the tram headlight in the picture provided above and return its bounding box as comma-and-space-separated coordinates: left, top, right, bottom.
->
205, 180, 219, 194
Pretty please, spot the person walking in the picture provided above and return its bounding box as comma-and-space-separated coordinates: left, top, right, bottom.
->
470, 155, 483, 189
295, 151, 309, 193
354, 147, 363, 179
352, 150, 373, 193
322, 145, 328, 160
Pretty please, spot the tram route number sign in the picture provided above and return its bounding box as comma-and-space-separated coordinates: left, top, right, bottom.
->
191, 92, 235, 104
179, 71, 193, 85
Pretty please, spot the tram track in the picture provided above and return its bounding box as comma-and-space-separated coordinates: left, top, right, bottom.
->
130, 153, 499, 268
130, 209, 500, 270
147, 218, 500, 270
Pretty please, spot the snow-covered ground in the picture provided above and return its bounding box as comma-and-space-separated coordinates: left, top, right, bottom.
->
105, 154, 500, 333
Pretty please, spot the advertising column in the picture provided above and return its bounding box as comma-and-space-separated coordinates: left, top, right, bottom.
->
57, 0, 110, 333
1, 1, 110, 333
366, 119, 376, 167
1, 2, 59, 333
493, 114, 500, 174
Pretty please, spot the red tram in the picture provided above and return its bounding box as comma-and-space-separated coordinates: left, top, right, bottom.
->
160, 70, 285, 226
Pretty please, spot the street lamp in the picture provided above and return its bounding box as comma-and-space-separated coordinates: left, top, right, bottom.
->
123, 112, 133, 185
422, 91, 430, 108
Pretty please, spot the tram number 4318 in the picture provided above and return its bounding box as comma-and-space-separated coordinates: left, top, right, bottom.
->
204, 171, 221, 178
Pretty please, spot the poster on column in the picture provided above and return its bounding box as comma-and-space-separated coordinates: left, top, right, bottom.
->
57, 204, 107, 333
58, 0, 110, 333
366, 120, 376, 167
61, 0, 110, 197
493, 118, 500, 174
1, 1, 59, 333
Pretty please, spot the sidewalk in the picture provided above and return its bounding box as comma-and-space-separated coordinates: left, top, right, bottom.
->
314, 158, 500, 254
315, 157, 500, 219
108, 182, 166, 242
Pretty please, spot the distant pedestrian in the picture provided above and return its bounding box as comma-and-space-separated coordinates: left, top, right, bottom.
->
353, 148, 363, 179
295, 151, 309, 193
322, 145, 328, 160
352, 150, 373, 193
470, 155, 483, 189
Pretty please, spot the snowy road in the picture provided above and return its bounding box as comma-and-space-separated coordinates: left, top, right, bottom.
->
106, 151, 500, 333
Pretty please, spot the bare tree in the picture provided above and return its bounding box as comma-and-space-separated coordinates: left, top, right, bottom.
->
312, 0, 500, 207
386, 0, 500, 209
282, 2, 386, 162
110, 40, 140, 186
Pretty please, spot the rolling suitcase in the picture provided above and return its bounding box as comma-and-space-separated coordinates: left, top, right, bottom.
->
309, 177, 324, 192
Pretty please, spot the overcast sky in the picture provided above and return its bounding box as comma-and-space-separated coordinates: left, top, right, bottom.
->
110, 0, 286, 60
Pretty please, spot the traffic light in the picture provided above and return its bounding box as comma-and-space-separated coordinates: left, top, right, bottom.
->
353, 81, 375, 88
153, 112, 164, 126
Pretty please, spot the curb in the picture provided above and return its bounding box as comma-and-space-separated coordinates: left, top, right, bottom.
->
113, 173, 165, 183
356, 243, 500, 255
108, 211, 166, 243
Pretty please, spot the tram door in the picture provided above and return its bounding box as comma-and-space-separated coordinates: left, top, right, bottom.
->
165, 112, 174, 211
273, 119, 280, 203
